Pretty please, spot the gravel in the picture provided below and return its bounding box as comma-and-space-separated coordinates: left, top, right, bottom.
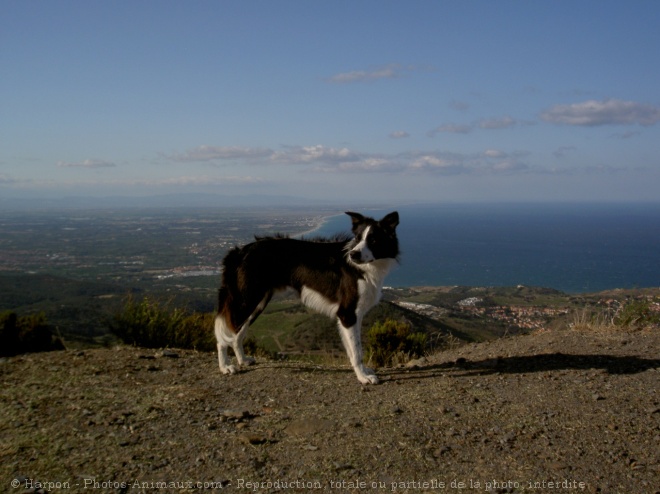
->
1, 328, 658, 493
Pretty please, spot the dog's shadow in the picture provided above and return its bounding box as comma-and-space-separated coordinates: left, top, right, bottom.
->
384, 352, 660, 381
252, 352, 659, 383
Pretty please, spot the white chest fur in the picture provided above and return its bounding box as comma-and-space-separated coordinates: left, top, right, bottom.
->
355, 258, 396, 316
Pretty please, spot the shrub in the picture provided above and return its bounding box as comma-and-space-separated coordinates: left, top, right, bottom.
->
569, 297, 660, 332
111, 296, 216, 351
615, 298, 660, 329
568, 307, 614, 332
0, 311, 64, 356
111, 296, 276, 357
365, 318, 427, 367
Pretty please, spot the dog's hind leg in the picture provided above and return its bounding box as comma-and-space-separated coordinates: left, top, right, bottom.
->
215, 292, 272, 374
338, 317, 379, 385
214, 313, 239, 374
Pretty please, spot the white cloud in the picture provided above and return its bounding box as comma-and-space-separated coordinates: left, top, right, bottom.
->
389, 130, 410, 139
429, 123, 473, 135
142, 175, 266, 186
0, 173, 17, 184
477, 116, 517, 129
490, 160, 529, 173
159, 142, 644, 180
325, 64, 414, 83
309, 151, 468, 175
164, 143, 539, 177
7, 175, 265, 189
482, 149, 507, 159
57, 159, 116, 168
333, 157, 403, 173
408, 154, 467, 174
429, 116, 521, 136
272, 145, 360, 164
169, 145, 273, 162
540, 99, 660, 126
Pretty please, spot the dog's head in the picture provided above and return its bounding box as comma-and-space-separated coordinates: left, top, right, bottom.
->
345, 211, 400, 265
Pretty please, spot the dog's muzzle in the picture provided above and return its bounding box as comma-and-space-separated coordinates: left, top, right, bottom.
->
350, 251, 371, 264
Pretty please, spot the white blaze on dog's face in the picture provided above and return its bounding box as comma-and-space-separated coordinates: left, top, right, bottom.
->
349, 226, 375, 264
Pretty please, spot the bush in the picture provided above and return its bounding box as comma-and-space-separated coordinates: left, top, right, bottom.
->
0, 311, 64, 356
570, 297, 660, 332
111, 296, 277, 358
365, 318, 427, 367
111, 296, 216, 351
615, 298, 660, 329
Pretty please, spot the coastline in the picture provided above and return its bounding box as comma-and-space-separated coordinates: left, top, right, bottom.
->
293, 213, 345, 239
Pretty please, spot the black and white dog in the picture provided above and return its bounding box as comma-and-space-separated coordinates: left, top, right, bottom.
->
214, 211, 399, 384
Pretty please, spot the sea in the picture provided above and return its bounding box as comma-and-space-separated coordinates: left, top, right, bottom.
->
308, 203, 660, 294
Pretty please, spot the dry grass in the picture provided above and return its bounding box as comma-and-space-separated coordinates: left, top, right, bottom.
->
568, 297, 660, 333
568, 307, 617, 333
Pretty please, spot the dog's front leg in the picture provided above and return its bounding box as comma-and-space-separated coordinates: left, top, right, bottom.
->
338, 318, 379, 385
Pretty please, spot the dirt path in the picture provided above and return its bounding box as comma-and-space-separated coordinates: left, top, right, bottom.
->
1, 328, 658, 493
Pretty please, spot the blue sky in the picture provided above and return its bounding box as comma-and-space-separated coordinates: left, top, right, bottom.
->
2, 0, 660, 204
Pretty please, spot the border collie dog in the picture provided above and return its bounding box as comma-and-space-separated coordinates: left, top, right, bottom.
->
214, 211, 399, 384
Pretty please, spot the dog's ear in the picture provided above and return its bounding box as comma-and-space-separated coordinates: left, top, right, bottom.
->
380, 211, 399, 231
345, 212, 366, 232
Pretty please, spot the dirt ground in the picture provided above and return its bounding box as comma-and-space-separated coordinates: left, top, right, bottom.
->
1, 328, 658, 493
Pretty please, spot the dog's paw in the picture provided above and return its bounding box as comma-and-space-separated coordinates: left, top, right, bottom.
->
220, 365, 238, 375
239, 356, 256, 366
357, 373, 380, 385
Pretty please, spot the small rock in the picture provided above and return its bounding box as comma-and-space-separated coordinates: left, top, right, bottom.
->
239, 433, 268, 445
344, 419, 362, 428
157, 350, 179, 358
592, 394, 605, 401
405, 357, 427, 368
435, 446, 451, 456
222, 409, 250, 420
